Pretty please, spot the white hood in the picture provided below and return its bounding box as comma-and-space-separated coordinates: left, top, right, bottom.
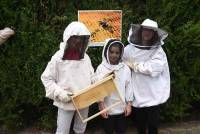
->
101, 38, 124, 71
59, 21, 91, 58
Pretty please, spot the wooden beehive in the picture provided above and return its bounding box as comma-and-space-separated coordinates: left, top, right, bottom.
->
71, 74, 123, 123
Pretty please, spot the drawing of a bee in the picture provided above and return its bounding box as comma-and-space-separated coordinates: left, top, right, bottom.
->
98, 18, 114, 33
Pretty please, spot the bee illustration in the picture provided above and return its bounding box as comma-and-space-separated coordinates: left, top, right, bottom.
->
98, 19, 114, 33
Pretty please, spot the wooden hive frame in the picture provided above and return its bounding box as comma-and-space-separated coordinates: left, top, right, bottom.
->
71, 74, 123, 123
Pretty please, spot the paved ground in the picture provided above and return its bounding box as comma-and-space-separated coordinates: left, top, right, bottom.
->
87, 121, 200, 134
1, 120, 199, 134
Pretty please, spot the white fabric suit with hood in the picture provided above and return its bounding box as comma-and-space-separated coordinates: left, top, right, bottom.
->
123, 19, 170, 108
94, 39, 134, 115
41, 22, 94, 134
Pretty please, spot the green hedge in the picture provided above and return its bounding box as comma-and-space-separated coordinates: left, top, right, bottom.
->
0, 0, 200, 129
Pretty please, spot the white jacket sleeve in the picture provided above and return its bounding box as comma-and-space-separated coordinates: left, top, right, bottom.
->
92, 65, 112, 83
125, 67, 134, 102
133, 50, 167, 77
41, 53, 62, 100
87, 55, 95, 83
92, 66, 102, 83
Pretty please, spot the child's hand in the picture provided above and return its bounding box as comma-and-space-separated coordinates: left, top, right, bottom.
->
101, 111, 109, 119
98, 101, 109, 118
124, 103, 132, 117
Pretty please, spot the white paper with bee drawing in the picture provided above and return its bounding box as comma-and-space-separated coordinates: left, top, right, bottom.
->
78, 10, 122, 46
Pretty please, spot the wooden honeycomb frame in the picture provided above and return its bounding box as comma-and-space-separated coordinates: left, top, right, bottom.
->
71, 74, 123, 123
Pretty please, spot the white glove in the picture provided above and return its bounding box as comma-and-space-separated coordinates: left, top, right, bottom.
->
54, 88, 73, 103
124, 61, 138, 71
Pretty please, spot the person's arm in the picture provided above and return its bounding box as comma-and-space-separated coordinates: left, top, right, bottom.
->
125, 49, 168, 77
41, 53, 72, 102
91, 66, 101, 83
0, 27, 15, 46
98, 101, 109, 118
124, 67, 133, 116
125, 101, 132, 116
125, 67, 134, 101
85, 54, 95, 84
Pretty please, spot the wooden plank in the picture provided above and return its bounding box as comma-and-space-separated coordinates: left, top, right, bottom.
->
72, 74, 114, 97
82, 101, 121, 123
72, 78, 117, 109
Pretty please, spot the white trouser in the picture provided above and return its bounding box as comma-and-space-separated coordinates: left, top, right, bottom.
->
56, 107, 88, 134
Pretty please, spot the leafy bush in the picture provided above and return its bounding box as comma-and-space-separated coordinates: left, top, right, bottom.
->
0, 0, 199, 129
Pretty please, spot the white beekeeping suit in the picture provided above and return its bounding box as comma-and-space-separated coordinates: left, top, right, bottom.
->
94, 38, 133, 134
123, 18, 170, 108
123, 18, 170, 134
41, 21, 94, 134
95, 38, 133, 115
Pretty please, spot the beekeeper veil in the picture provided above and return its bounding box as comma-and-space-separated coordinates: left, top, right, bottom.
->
60, 21, 91, 60
128, 19, 168, 49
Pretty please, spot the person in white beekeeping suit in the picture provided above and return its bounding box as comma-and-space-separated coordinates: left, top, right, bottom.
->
94, 38, 134, 134
0, 27, 15, 46
41, 22, 94, 134
123, 18, 170, 134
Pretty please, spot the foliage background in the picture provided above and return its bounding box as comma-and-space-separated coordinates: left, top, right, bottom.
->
0, 0, 200, 129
